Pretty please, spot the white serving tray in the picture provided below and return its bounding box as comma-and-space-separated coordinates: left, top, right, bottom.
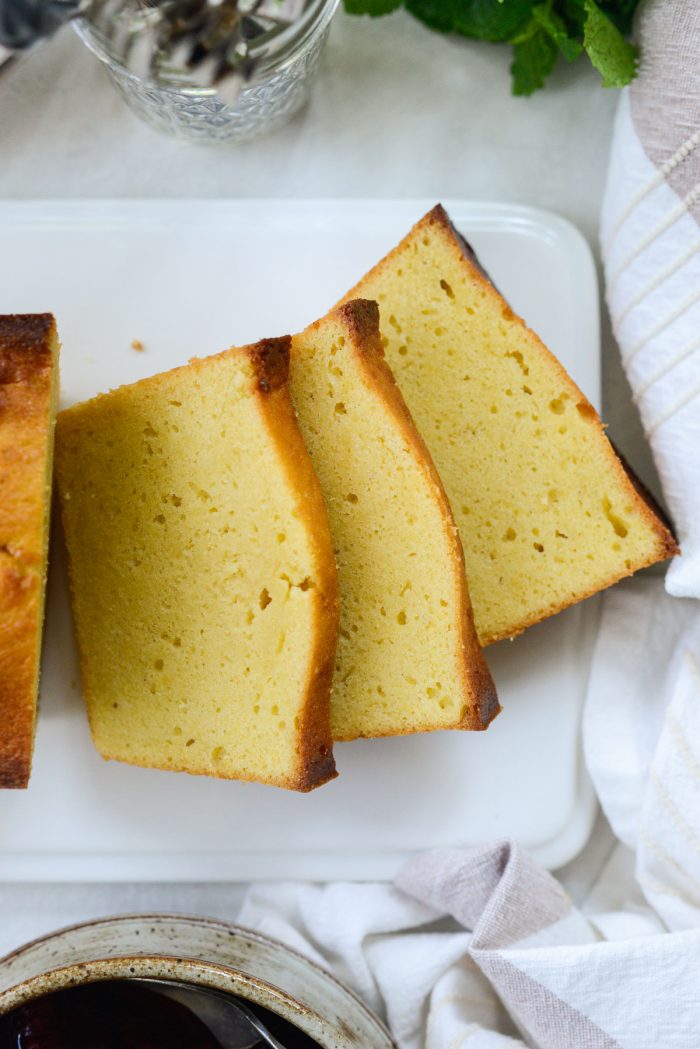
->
0, 200, 599, 880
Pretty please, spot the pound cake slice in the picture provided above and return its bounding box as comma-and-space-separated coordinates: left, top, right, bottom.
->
0, 314, 60, 788
290, 300, 498, 741
55, 339, 339, 791
338, 206, 678, 644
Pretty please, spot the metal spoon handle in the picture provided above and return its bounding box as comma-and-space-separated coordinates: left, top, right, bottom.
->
231, 999, 289, 1049
130, 977, 290, 1049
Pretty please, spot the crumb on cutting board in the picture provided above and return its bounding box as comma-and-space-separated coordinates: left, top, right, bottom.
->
131, 339, 144, 352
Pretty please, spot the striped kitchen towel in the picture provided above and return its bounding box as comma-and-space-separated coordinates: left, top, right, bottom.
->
241, 839, 698, 1048
585, 0, 700, 934
601, 0, 700, 597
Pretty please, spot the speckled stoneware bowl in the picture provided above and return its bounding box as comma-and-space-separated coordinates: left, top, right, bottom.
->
0, 914, 396, 1048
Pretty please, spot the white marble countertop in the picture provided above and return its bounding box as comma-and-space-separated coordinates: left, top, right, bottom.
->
0, 7, 644, 957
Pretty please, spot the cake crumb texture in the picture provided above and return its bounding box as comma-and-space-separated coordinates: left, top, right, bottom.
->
290, 300, 498, 741
0, 313, 59, 788
55, 340, 339, 791
338, 205, 678, 644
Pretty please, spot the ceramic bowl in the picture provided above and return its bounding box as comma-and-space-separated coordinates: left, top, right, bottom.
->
0, 914, 396, 1048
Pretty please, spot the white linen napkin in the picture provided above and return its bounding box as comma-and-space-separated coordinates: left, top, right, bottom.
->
239, 2, 700, 1045
240, 841, 695, 1048
583, 580, 700, 931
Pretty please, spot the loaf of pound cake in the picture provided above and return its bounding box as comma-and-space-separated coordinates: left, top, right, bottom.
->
0, 314, 60, 788
337, 206, 678, 644
55, 338, 339, 791
290, 299, 498, 740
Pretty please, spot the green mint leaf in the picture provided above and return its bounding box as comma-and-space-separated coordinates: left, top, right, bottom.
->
402, 0, 455, 34
344, 0, 639, 97
405, 0, 534, 42
532, 2, 582, 61
582, 0, 638, 86
560, 0, 586, 32
511, 22, 558, 94
343, 0, 401, 15
597, 0, 642, 36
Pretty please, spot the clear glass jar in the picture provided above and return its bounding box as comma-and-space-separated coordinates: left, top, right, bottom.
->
74, 0, 339, 145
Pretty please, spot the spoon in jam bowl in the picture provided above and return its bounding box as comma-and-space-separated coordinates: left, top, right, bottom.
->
0, 978, 297, 1049
130, 978, 289, 1049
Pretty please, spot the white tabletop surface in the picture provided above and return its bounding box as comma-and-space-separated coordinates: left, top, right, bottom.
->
0, 7, 644, 956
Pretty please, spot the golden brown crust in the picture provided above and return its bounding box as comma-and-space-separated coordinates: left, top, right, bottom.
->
88, 747, 335, 791
333, 298, 382, 347
245, 338, 340, 789
325, 299, 499, 732
0, 314, 59, 788
0, 313, 55, 354
610, 444, 679, 557
426, 205, 497, 286
248, 337, 291, 394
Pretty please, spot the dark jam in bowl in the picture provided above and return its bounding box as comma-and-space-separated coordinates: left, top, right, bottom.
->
0, 981, 321, 1049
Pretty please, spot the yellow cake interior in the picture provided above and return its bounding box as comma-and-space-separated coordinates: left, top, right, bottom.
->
290, 301, 496, 740
55, 346, 336, 790
340, 208, 677, 643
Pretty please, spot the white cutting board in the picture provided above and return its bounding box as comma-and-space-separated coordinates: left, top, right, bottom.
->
0, 200, 599, 879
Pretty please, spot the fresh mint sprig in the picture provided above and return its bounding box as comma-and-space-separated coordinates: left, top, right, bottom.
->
344, 0, 640, 95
